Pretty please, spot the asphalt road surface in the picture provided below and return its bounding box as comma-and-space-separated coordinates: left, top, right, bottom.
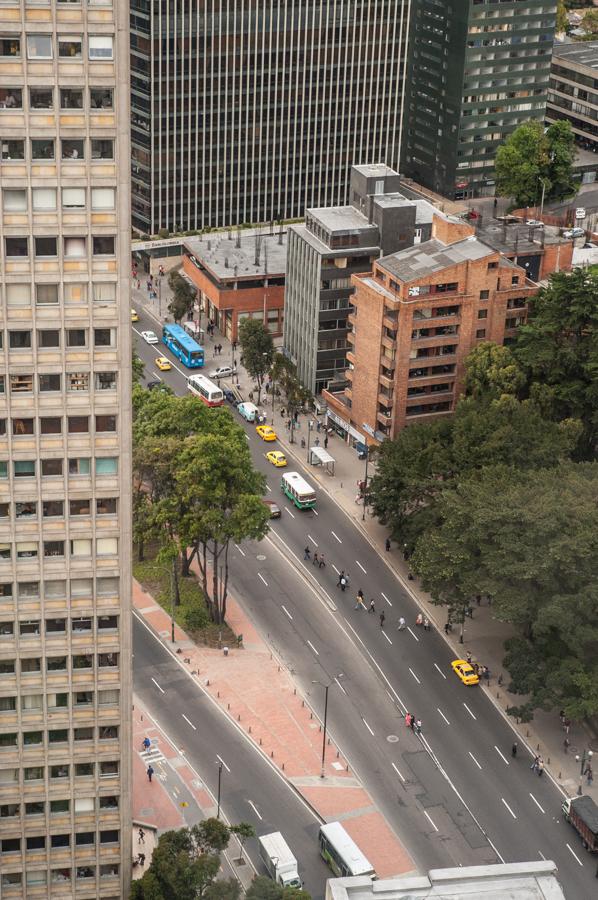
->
133, 312, 595, 899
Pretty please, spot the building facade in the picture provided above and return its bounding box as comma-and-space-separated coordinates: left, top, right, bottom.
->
547, 42, 598, 152
0, 3, 132, 898
130, 1, 412, 234
402, 0, 557, 200
323, 214, 537, 442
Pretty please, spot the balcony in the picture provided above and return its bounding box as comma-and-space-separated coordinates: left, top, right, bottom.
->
381, 334, 396, 351
383, 315, 399, 331
346, 350, 356, 366
377, 410, 393, 427
379, 373, 394, 391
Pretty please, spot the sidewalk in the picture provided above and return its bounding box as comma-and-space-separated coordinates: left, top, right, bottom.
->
134, 276, 597, 806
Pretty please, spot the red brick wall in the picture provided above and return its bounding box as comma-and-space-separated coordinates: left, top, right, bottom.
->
431, 214, 475, 244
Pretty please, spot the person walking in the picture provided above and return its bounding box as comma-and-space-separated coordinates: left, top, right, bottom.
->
147, 765, 154, 783
340, 574, 347, 592
355, 591, 366, 611
466, 651, 472, 665
587, 765, 594, 784
379, 611, 386, 628
537, 759, 544, 777
304, 546, 311, 560
138, 852, 146, 867
319, 554, 325, 568
142, 736, 151, 752
369, 599, 376, 614
405, 712, 412, 728
337, 570, 345, 587
511, 742, 518, 758
385, 538, 391, 552
415, 719, 422, 734
313, 552, 319, 566
138, 828, 145, 845
410, 715, 416, 731
531, 755, 539, 773
423, 617, 430, 631
324, 436, 328, 449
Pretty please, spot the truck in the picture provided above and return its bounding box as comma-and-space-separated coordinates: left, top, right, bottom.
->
258, 832, 302, 889
562, 795, 598, 851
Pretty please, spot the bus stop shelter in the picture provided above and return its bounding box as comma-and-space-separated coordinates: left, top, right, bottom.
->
308, 446, 335, 475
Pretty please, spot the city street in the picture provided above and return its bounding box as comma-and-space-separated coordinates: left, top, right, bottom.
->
133, 309, 596, 899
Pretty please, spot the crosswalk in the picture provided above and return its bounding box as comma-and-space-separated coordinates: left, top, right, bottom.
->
140, 745, 166, 765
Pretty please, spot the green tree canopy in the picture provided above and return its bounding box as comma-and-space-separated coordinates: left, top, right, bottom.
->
168, 269, 196, 322
245, 877, 311, 900
495, 119, 576, 207
238, 318, 274, 404
463, 342, 525, 400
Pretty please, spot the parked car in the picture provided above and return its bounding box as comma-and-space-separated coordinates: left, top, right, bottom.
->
563, 227, 585, 239
263, 499, 281, 519
576, 207, 586, 220
223, 389, 239, 406
525, 219, 544, 227
208, 365, 236, 380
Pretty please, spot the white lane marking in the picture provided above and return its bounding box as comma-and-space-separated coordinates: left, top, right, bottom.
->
468, 751, 482, 770
216, 754, 231, 773
312, 509, 318, 516
334, 676, 347, 695
381, 591, 392, 607
566, 843, 584, 866
392, 762, 405, 782
151, 677, 165, 694
437, 707, 450, 725
281, 605, 293, 620
501, 798, 517, 820
423, 811, 439, 832
382, 631, 392, 645
356, 560, 366, 574
285, 508, 295, 519
258, 573, 268, 586
306, 640, 319, 656
245, 434, 250, 441
182, 714, 196, 731
434, 663, 446, 679
362, 718, 375, 736
463, 702, 477, 720
407, 626, 419, 642
266, 484, 271, 492
538, 850, 546, 861
331, 531, 342, 543
408, 667, 421, 685
151, 372, 161, 381
307, 534, 318, 547
529, 793, 545, 814
332, 564, 340, 575
235, 544, 246, 557
247, 799, 263, 820
494, 746, 510, 766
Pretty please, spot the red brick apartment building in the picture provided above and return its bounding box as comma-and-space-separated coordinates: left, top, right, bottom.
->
324, 214, 538, 441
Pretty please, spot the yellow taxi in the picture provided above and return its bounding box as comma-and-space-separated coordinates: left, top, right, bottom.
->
131, 308, 139, 322
256, 424, 277, 442
266, 450, 287, 467
155, 356, 171, 372
451, 659, 479, 686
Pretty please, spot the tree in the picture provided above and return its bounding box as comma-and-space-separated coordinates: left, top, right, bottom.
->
204, 881, 241, 900
133, 348, 145, 383
581, 8, 598, 33
238, 318, 274, 404
495, 119, 576, 207
513, 268, 598, 459
230, 821, 255, 863
463, 342, 524, 400
270, 354, 312, 440
168, 269, 196, 322
556, 0, 568, 33
246, 878, 282, 900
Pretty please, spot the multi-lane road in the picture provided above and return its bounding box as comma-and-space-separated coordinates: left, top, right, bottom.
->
133, 309, 594, 899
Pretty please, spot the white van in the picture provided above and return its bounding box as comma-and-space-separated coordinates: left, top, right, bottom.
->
237, 402, 259, 422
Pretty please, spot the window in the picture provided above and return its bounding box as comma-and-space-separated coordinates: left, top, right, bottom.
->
98, 615, 117, 630
5, 237, 28, 257
69, 458, 90, 476
74, 726, 93, 741
58, 37, 82, 59
487, 261, 498, 270
96, 537, 117, 555
68, 416, 88, 434
44, 541, 64, 559
70, 499, 90, 516
90, 87, 113, 108
18, 582, 38, 599
1, 873, 21, 888
20, 658, 40, 672
476, 328, 486, 338
21, 694, 43, 710
96, 457, 117, 475
42, 459, 63, 476
64, 283, 87, 304
27, 835, 46, 850
62, 187, 85, 209
3, 189, 27, 212
93, 282, 116, 303
47, 655, 67, 669
75, 832, 94, 846
75, 691, 93, 706
97, 575, 118, 595
89, 35, 113, 59
14, 461, 35, 478
32, 187, 57, 211
38, 330, 60, 348
1, 140, 24, 160
100, 829, 119, 844
23, 768, 43, 783
75, 762, 94, 776
93, 236, 115, 255
20, 621, 40, 636
0, 87, 22, 109
64, 237, 86, 257
0, 732, 16, 747
100, 795, 118, 809
0, 584, 10, 599
31, 138, 54, 160
73, 654, 92, 669
23, 730, 42, 745
47, 693, 68, 709
68, 373, 89, 392
0, 39, 20, 57
94, 328, 115, 347
478, 309, 488, 319
92, 138, 113, 159
0, 659, 14, 673
34, 237, 58, 258
2, 803, 20, 816
62, 139, 84, 161
39, 374, 61, 392
6, 284, 30, 307
44, 580, 65, 599
50, 764, 69, 779
91, 187, 115, 210
36, 284, 58, 305
27, 34, 53, 59
9, 331, 31, 350
30, 87, 53, 109
95, 415, 116, 433
0, 545, 11, 561
67, 329, 86, 348
70, 539, 91, 557
480, 290, 489, 300
49, 729, 68, 743
17, 541, 38, 558
40, 417, 62, 434
98, 653, 118, 669
50, 799, 69, 814
15, 500, 36, 517
70, 578, 91, 598
0, 503, 7, 517
50, 869, 71, 884
99, 760, 118, 777
10, 374, 33, 393
95, 372, 116, 391
0, 695, 16, 711
45, 619, 66, 635
60, 88, 83, 109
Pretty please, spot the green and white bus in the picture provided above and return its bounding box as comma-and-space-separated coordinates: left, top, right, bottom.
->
280, 471, 316, 510
318, 822, 375, 878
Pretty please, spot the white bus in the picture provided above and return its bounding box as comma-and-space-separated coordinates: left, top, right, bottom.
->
318, 822, 374, 878
280, 471, 316, 509
187, 374, 224, 407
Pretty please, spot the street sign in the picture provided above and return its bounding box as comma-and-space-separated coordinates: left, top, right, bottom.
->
362, 422, 375, 438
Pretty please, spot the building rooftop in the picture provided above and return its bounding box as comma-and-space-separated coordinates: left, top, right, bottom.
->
183, 226, 288, 280
307, 205, 378, 234
475, 219, 566, 255
551, 39, 598, 68
378, 236, 494, 283
351, 163, 399, 179
372, 194, 436, 225
289, 222, 381, 257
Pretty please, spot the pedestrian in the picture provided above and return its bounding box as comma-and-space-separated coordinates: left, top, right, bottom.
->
407, 571, 414, 581
232, 340, 237, 352
559, 709, 565, 727
319, 554, 325, 568
415, 719, 422, 734
304, 546, 311, 560
313, 552, 319, 566
379, 611, 385, 628
355, 591, 366, 611
410, 715, 415, 731
473, 662, 479, 676
564, 737, 570, 753
218, 343, 223, 355
587, 765, 594, 784
484, 666, 490, 684
423, 617, 430, 631
138, 852, 146, 866
344, 572, 351, 588
405, 712, 412, 728
337, 570, 345, 587
531, 755, 539, 773
324, 436, 328, 449
138, 828, 145, 845
385, 538, 391, 552
142, 736, 151, 752
314, 436, 320, 447
476, 594, 481, 606
340, 574, 347, 592
537, 759, 544, 777
466, 651, 472, 665
147, 765, 154, 783
369, 599, 375, 614
316, 420, 321, 433
136, 279, 140, 289
511, 742, 518, 758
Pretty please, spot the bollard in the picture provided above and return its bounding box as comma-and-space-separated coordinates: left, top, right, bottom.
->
310, 712, 313, 719
294, 688, 296, 695
278, 665, 281, 672
537, 743, 540, 751
346, 764, 349, 772
336, 750, 339, 758
217, 691, 220, 698
547, 757, 551, 765
227, 703, 230, 710
302, 700, 304, 707
271, 751, 274, 758
319, 724, 322, 732
259, 738, 262, 746
282, 763, 285, 771
223, 647, 229, 657
248, 726, 251, 734
559, 771, 562, 779
237, 714, 240, 721
206, 679, 210, 687
328, 738, 331, 745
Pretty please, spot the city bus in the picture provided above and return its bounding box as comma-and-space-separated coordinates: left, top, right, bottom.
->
318, 822, 374, 878
162, 323, 204, 368
280, 471, 316, 510
187, 374, 224, 407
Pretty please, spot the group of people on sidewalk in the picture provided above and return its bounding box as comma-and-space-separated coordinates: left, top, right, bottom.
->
466, 651, 491, 684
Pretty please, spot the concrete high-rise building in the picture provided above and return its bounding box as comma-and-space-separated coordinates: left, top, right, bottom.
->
0, 3, 132, 898
401, 0, 557, 201
130, 2, 412, 234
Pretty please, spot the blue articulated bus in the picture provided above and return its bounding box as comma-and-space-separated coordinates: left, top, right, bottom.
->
162, 323, 204, 368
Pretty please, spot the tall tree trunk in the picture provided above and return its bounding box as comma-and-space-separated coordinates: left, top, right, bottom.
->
221, 542, 230, 624
137, 538, 145, 563
197, 541, 212, 619
212, 540, 220, 624
181, 546, 191, 577
172, 556, 181, 608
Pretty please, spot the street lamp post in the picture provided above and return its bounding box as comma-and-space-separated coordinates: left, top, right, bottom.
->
576, 749, 593, 795
538, 176, 549, 219
216, 759, 223, 818
307, 420, 313, 462
361, 445, 369, 522
312, 677, 342, 779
